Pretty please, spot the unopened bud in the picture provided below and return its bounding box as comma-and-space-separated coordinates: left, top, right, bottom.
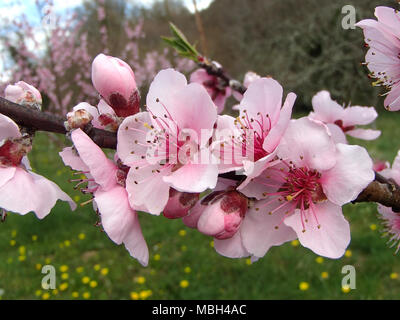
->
65, 109, 93, 131
163, 189, 200, 219
5, 81, 42, 110
196, 190, 248, 240
91, 54, 140, 117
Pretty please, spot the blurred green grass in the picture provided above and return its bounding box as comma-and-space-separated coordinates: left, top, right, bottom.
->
0, 111, 400, 300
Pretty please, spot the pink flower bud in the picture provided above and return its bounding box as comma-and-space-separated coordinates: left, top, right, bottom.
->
196, 191, 248, 240
91, 54, 139, 117
5, 81, 42, 110
163, 188, 200, 219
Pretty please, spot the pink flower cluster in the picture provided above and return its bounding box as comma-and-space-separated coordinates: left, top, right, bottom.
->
8, 2, 400, 264
357, 6, 400, 111
44, 52, 378, 265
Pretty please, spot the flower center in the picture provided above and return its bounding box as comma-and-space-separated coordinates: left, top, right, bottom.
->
256, 161, 327, 232
281, 166, 326, 208
0, 138, 31, 167
334, 120, 355, 133
145, 99, 200, 169
234, 110, 271, 162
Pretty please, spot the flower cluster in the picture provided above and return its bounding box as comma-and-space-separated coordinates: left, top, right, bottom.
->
357, 6, 400, 111
52, 50, 378, 265
4, 4, 400, 266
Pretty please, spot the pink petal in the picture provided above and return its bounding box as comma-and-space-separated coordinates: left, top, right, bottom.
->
346, 128, 381, 140
239, 78, 283, 129
59, 147, 89, 172
342, 106, 378, 126
163, 163, 218, 193
71, 129, 117, 190
117, 112, 152, 165
98, 99, 115, 115
0, 167, 16, 188
164, 83, 217, 145
384, 84, 400, 111
262, 92, 296, 153
277, 117, 337, 172
284, 202, 350, 259
310, 91, 344, 123
212, 115, 244, 173
241, 201, 297, 258
94, 186, 149, 266
240, 152, 279, 189
214, 230, 251, 259
375, 6, 400, 39
239, 159, 285, 200
0, 114, 21, 141
326, 123, 347, 144
190, 69, 212, 83
321, 143, 374, 206
126, 164, 171, 215
0, 168, 76, 219
146, 68, 187, 119
243, 71, 261, 88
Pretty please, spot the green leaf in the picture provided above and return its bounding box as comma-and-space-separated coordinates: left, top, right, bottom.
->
161, 23, 200, 62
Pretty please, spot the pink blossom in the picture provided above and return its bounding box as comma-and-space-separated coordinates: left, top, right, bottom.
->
236, 117, 374, 259
190, 68, 231, 113
377, 151, 400, 253
309, 90, 380, 142
0, 114, 75, 219
117, 69, 219, 215
356, 6, 400, 111
91, 54, 140, 117
5, 81, 42, 109
60, 129, 149, 266
213, 77, 296, 177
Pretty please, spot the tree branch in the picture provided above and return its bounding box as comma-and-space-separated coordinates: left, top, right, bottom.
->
198, 61, 247, 95
352, 172, 400, 212
0, 97, 117, 149
1, 96, 400, 212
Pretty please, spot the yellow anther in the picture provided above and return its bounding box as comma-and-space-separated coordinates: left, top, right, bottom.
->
143, 122, 152, 130
286, 195, 294, 201
235, 116, 246, 128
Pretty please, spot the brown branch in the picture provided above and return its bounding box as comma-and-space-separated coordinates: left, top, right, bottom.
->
0, 97, 117, 149
353, 172, 400, 212
198, 61, 247, 95
2, 97, 400, 212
